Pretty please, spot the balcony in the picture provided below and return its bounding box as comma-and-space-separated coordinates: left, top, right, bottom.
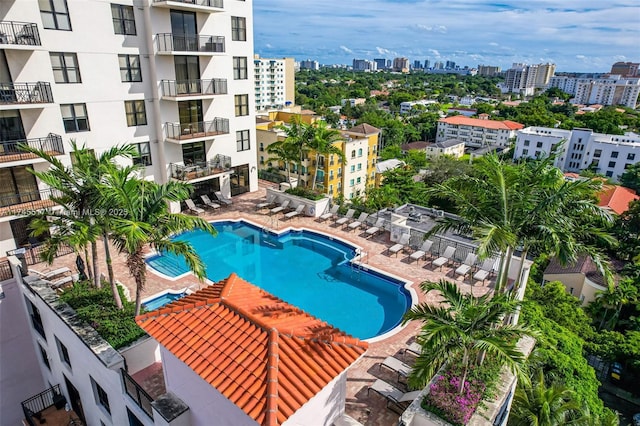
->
0, 21, 41, 49
161, 78, 227, 100
0, 82, 53, 109
152, 0, 223, 12
0, 134, 64, 164
169, 154, 232, 182
21, 385, 82, 426
0, 187, 61, 218
155, 33, 225, 55
165, 118, 229, 143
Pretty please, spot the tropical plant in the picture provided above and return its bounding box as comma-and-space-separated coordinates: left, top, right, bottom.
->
593, 279, 638, 330
265, 137, 299, 183
402, 280, 533, 392
307, 120, 344, 190
273, 116, 313, 184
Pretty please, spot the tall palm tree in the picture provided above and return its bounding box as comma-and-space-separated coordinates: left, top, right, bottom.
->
594, 279, 638, 330
274, 117, 313, 185
307, 121, 344, 190
266, 137, 299, 183
101, 168, 216, 315
509, 369, 591, 426
402, 280, 533, 392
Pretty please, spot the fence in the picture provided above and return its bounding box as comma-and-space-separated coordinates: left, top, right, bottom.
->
122, 369, 154, 418
0, 258, 12, 281
0, 21, 41, 46
7, 243, 74, 266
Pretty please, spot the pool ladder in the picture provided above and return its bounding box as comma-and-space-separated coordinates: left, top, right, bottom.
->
351, 249, 368, 277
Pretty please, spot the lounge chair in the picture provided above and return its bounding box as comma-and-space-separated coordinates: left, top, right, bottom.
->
269, 199, 290, 215
50, 275, 73, 289
184, 199, 204, 215
388, 233, 410, 257
473, 258, 498, 283
364, 217, 385, 238
431, 246, 456, 270
347, 212, 369, 232
29, 267, 71, 280
318, 205, 339, 222
368, 379, 421, 414
200, 195, 221, 210
455, 253, 478, 279
214, 191, 232, 206
403, 342, 422, 359
335, 208, 355, 227
283, 204, 305, 220
409, 240, 434, 264
255, 194, 276, 210
380, 356, 412, 382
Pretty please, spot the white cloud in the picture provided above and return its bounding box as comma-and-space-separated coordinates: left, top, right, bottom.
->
489, 42, 499, 46
428, 49, 441, 57
265, 43, 272, 48
576, 54, 586, 59
339, 45, 354, 54
416, 24, 447, 33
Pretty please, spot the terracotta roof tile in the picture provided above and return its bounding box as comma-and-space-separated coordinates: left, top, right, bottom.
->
439, 115, 524, 130
598, 185, 639, 215
136, 273, 368, 425
345, 123, 381, 135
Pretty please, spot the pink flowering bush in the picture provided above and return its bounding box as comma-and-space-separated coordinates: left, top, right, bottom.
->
422, 369, 486, 425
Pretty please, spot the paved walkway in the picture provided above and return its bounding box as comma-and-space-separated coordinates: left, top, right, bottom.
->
37, 183, 495, 426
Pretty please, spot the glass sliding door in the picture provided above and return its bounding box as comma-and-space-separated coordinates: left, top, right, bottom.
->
174, 56, 200, 95
178, 100, 203, 135
170, 11, 197, 51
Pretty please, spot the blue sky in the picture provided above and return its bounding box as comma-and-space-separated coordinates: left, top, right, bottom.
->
253, 0, 640, 72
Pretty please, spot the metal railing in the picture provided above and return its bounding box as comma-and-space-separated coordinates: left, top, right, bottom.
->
155, 33, 225, 53
165, 118, 229, 140
0, 82, 53, 105
170, 154, 232, 181
0, 134, 64, 163
258, 169, 286, 184
21, 385, 63, 424
0, 187, 61, 216
7, 243, 74, 266
153, 0, 223, 7
122, 369, 154, 418
161, 78, 227, 97
0, 21, 41, 46
0, 258, 12, 281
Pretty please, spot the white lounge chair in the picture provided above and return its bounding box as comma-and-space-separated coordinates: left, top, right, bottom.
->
403, 342, 422, 360
388, 233, 410, 257
200, 195, 221, 210
318, 205, 339, 222
347, 212, 369, 232
214, 191, 232, 206
283, 204, 305, 220
368, 379, 421, 414
455, 253, 478, 279
335, 208, 355, 226
50, 275, 73, 289
409, 240, 434, 264
255, 194, 276, 210
364, 217, 385, 238
270, 199, 290, 215
431, 246, 456, 270
184, 199, 204, 215
380, 356, 411, 382
473, 258, 498, 283
29, 267, 71, 280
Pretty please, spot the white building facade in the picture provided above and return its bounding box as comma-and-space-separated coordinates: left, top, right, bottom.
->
547, 75, 640, 108
500, 63, 556, 95
253, 56, 294, 111
0, 0, 257, 255
436, 115, 523, 148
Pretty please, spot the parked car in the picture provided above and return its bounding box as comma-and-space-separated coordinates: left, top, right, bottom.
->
610, 362, 623, 381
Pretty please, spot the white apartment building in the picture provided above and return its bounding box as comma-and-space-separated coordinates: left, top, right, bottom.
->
253, 55, 294, 111
0, 0, 257, 255
299, 59, 319, 70
513, 126, 640, 181
436, 115, 524, 148
399, 99, 437, 114
547, 75, 640, 108
500, 63, 556, 95
352, 59, 376, 72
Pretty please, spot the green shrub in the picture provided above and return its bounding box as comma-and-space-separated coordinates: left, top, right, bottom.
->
59, 282, 145, 349
285, 187, 324, 201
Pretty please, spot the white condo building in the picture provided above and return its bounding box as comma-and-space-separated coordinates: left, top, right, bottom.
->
547, 75, 640, 108
500, 63, 556, 96
513, 127, 640, 181
253, 55, 294, 111
436, 115, 524, 148
0, 0, 257, 255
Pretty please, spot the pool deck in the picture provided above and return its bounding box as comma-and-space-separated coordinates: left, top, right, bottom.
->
37, 182, 495, 426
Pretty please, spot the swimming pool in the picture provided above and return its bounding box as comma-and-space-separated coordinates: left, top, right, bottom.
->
146, 220, 412, 339
142, 290, 187, 311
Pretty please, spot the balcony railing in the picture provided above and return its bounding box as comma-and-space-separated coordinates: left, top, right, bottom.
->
7, 243, 74, 266
161, 78, 227, 97
122, 369, 154, 418
0, 21, 41, 46
0, 82, 53, 105
153, 0, 223, 7
156, 33, 225, 53
0, 187, 61, 217
165, 118, 229, 140
170, 154, 232, 181
0, 134, 64, 163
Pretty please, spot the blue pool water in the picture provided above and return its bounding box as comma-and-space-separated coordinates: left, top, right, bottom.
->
142, 292, 186, 311
146, 221, 412, 339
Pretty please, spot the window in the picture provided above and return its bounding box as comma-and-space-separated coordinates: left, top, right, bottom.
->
61, 103, 89, 132
356, 177, 361, 184
124, 100, 147, 126
357, 163, 362, 171
231, 16, 246, 41
55, 337, 71, 368
25, 298, 46, 339
91, 377, 111, 414
628, 153, 636, 161
234, 94, 249, 116
349, 179, 355, 187
522, 149, 528, 155
38, 344, 50, 370
236, 130, 250, 151
233, 57, 248, 80
39, 0, 71, 30
350, 165, 355, 172
127, 408, 144, 426
50, 52, 81, 83
182, 142, 205, 165
523, 140, 530, 146
536, 142, 543, 148
119, 54, 142, 82
351, 150, 356, 159
259, 142, 264, 152
111, 4, 136, 35
594, 149, 602, 158
357, 148, 363, 157
611, 151, 619, 158
608, 161, 616, 168
605, 171, 613, 177
132, 142, 151, 166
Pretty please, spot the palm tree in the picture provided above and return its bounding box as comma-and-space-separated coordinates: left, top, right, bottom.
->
101, 168, 216, 315
307, 121, 344, 190
266, 137, 299, 183
594, 279, 638, 330
509, 369, 591, 426
402, 280, 533, 392
274, 117, 313, 185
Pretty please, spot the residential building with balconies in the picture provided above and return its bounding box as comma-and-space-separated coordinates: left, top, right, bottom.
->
436, 115, 523, 148
253, 55, 294, 111
0, 0, 257, 254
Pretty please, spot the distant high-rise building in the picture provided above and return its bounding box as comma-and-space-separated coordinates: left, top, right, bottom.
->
300, 59, 320, 70
548, 75, 640, 108
610, 61, 640, 77
433, 61, 444, 70
445, 60, 456, 70
386, 59, 392, 69
374, 58, 387, 70
352, 59, 376, 71
392, 57, 410, 73
500, 63, 556, 95
424, 60, 430, 69
477, 65, 501, 77
413, 60, 422, 70
254, 56, 295, 111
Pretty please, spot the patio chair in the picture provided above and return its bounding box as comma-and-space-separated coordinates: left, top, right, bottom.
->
200, 195, 221, 210
431, 246, 456, 270
269, 199, 290, 215
368, 379, 422, 414
283, 204, 305, 220
347, 212, 369, 232
409, 240, 434, 264
184, 199, 204, 215
28, 267, 71, 280
387, 233, 410, 257
473, 258, 499, 283
335, 208, 355, 227
318, 205, 339, 222
380, 356, 411, 382
214, 191, 232, 206
255, 194, 276, 211
50, 275, 73, 289
364, 217, 385, 238
455, 253, 478, 279
403, 341, 422, 359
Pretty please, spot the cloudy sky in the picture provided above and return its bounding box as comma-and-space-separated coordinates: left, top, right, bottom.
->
253, 0, 640, 72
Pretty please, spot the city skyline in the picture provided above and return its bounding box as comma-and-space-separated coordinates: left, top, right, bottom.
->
253, 0, 639, 73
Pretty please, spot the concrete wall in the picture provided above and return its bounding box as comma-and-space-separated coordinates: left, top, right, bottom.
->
119, 336, 161, 375
265, 187, 330, 218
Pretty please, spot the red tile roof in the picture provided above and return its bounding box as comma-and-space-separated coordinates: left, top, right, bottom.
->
345, 123, 381, 135
438, 115, 524, 130
136, 274, 368, 426
598, 185, 639, 215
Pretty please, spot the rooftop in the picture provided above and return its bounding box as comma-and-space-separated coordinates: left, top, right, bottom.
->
598, 185, 639, 215
439, 115, 524, 130
344, 123, 381, 136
